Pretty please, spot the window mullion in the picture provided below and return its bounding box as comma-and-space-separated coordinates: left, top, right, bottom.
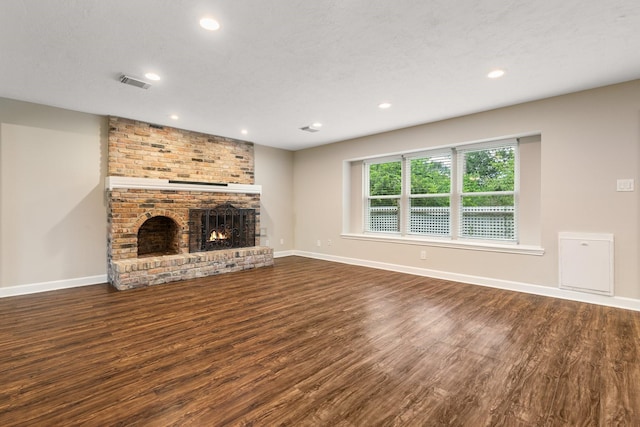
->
451, 148, 460, 239
367, 194, 402, 199
363, 162, 369, 233
410, 193, 451, 198
459, 190, 515, 197
514, 141, 520, 242
400, 156, 409, 236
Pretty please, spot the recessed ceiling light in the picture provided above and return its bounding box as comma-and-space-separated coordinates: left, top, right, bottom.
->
241, 129, 248, 135
311, 122, 323, 129
145, 72, 161, 81
170, 114, 179, 120
200, 17, 220, 31
378, 102, 392, 109
487, 69, 505, 79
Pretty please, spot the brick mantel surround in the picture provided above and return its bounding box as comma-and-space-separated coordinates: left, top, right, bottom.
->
106, 117, 273, 290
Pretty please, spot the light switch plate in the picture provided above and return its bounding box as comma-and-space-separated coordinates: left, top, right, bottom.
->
616, 179, 634, 192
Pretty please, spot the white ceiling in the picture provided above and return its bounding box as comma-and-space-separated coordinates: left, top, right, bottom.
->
1, 1, 639, 151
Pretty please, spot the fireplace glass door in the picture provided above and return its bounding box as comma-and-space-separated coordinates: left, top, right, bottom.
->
189, 204, 255, 252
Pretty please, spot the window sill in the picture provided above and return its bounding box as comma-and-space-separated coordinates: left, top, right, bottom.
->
340, 233, 545, 256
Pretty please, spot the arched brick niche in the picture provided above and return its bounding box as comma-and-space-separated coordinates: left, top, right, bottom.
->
137, 215, 181, 257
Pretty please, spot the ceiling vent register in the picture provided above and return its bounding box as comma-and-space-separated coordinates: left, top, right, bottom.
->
119, 74, 151, 89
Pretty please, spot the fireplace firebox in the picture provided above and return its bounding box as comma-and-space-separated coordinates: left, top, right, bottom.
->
189, 204, 256, 252
137, 215, 180, 257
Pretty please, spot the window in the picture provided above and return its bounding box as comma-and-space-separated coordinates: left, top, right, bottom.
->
458, 142, 516, 241
407, 152, 451, 236
365, 139, 518, 242
366, 159, 402, 232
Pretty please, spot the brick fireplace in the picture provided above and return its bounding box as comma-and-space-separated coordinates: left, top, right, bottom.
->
106, 117, 273, 290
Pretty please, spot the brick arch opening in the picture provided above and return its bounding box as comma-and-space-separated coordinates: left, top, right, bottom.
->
137, 215, 181, 257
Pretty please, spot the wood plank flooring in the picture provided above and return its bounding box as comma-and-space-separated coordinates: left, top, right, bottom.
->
1, 256, 639, 426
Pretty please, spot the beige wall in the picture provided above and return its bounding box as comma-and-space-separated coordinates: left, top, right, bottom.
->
254, 144, 295, 252
293, 80, 640, 299
0, 98, 108, 287
0, 98, 296, 290
2, 80, 639, 297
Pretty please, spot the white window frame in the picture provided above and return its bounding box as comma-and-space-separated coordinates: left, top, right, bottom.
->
363, 156, 403, 234
363, 139, 519, 243
404, 150, 453, 237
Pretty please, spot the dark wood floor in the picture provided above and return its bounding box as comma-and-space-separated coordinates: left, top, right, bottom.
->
1, 256, 639, 426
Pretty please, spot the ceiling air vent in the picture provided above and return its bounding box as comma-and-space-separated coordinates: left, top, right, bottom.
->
299, 126, 319, 133
300, 122, 322, 132
119, 74, 151, 89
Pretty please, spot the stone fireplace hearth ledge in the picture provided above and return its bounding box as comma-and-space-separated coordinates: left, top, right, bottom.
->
110, 246, 274, 290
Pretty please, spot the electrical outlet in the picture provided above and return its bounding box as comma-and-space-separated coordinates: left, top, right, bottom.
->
617, 178, 634, 192
316, 239, 322, 247
327, 239, 332, 246
420, 250, 427, 260
280, 238, 284, 245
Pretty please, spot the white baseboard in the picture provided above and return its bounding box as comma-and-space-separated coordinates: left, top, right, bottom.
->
293, 251, 640, 312
5, 252, 640, 313
274, 250, 296, 258
0, 274, 108, 298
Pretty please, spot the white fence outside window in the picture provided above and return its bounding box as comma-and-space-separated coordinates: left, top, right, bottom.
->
368, 206, 515, 240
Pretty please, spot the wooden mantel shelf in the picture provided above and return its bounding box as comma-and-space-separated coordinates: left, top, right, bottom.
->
105, 176, 262, 194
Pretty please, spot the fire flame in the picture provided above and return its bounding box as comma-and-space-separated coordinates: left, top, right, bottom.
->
209, 230, 227, 241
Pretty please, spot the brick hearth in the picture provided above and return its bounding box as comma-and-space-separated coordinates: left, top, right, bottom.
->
109, 247, 273, 290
